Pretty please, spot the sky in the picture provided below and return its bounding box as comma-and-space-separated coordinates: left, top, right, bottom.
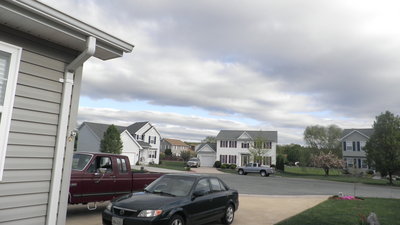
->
41, 0, 400, 144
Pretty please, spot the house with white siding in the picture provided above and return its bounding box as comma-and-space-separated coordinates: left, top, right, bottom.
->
196, 143, 217, 167
0, 1, 132, 225
341, 128, 373, 170
160, 138, 190, 156
77, 121, 161, 165
216, 130, 278, 166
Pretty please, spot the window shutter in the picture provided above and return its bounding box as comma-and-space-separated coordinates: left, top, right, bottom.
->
343, 142, 346, 151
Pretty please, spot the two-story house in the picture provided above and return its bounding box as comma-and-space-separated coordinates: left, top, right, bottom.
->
341, 128, 373, 170
77, 121, 161, 165
160, 138, 190, 156
216, 130, 278, 166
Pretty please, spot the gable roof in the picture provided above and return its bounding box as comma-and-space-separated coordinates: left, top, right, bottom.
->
1, 0, 133, 60
81, 122, 126, 139
164, 138, 189, 146
341, 128, 374, 140
216, 130, 278, 142
126, 122, 148, 134
196, 143, 217, 152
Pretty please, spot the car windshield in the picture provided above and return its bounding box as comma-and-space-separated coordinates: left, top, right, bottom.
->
145, 176, 196, 197
72, 154, 92, 170
189, 158, 199, 161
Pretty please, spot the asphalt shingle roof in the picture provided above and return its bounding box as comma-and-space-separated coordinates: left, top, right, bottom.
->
83, 122, 126, 139
342, 128, 374, 138
164, 138, 189, 146
216, 130, 278, 142
126, 122, 148, 134
197, 143, 217, 152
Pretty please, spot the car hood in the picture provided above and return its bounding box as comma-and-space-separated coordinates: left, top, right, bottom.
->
112, 192, 185, 210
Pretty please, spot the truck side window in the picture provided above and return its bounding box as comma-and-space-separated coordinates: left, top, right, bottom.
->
87, 156, 113, 173
117, 158, 128, 173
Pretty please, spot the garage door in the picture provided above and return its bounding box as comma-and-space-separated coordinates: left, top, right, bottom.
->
199, 154, 215, 167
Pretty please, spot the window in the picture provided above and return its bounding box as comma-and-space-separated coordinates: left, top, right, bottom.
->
357, 141, 361, 151
345, 141, 353, 151
210, 178, 222, 192
195, 179, 211, 194
228, 141, 237, 148
262, 156, 272, 166
220, 140, 228, 148
352, 141, 356, 151
228, 155, 237, 164
220, 155, 228, 163
149, 150, 157, 159
264, 142, 272, 149
241, 142, 249, 148
87, 156, 113, 173
117, 158, 128, 173
0, 42, 21, 181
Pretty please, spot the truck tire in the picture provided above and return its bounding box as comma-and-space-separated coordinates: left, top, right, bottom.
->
169, 214, 185, 225
260, 170, 269, 177
238, 169, 244, 175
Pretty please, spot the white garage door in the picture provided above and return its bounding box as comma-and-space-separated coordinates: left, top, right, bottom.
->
199, 154, 215, 167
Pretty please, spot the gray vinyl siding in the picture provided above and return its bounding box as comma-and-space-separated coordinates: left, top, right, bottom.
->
76, 124, 102, 152
0, 25, 75, 224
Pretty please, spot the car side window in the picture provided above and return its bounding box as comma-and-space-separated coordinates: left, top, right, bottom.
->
116, 158, 128, 173
194, 179, 211, 194
210, 178, 222, 192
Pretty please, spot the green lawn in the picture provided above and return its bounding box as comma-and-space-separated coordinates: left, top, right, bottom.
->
276, 197, 400, 225
280, 166, 400, 186
148, 160, 189, 171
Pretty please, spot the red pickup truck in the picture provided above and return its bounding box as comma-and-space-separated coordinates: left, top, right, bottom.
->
69, 152, 162, 205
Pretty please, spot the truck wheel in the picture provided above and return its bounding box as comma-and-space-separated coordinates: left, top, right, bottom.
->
238, 169, 244, 175
169, 214, 185, 225
221, 204, 235, 224
260, 170, 267, 177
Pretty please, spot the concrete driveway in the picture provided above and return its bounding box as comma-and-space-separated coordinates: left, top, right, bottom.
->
66, 195, 328, 225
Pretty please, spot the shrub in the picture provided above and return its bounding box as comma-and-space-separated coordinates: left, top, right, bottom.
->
229, 164, 237, 169
165, 149, 172, 156
276, 154, 285, 171
214, 160, 221, 168
221, 164, 230, 169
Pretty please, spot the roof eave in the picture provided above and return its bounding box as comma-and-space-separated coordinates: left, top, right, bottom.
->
3, 0, 134, 60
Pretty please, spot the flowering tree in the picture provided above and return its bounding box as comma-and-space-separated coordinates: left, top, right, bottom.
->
311, 151, 344, 176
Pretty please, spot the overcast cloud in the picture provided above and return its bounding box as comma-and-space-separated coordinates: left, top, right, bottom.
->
42, 0, 400, 144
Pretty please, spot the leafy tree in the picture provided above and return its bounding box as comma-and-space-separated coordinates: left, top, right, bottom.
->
304, 124, 343, 156
201, 136, 217, 143
365, 111, 400, 184
311, 151, 343, 176
249, 136, 271, 163
277, 144, 312, 166
180, 150, 193, 162
165, 149, 172, 156
100, 125, 123, 154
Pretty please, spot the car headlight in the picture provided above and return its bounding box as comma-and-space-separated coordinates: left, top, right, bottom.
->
106, 203, 112, 211
137, 210, 163, 217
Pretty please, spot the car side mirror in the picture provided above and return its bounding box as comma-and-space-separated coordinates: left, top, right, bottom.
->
192, 190, 207, 199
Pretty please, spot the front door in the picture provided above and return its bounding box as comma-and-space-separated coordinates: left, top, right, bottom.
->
241, 154, 250, 166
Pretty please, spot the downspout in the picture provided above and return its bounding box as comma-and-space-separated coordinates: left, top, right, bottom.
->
46, 36, 96, 225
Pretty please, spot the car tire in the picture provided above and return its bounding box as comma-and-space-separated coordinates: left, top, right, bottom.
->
260, 170, 266, 177
221, 204, 235, 225
169, 214, 185, 225
238, 169, 244, 175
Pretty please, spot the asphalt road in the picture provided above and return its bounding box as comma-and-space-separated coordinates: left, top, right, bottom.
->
213, 173, 400, 198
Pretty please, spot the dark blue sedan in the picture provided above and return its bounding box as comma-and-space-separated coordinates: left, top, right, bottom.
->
102, 174, 239, 225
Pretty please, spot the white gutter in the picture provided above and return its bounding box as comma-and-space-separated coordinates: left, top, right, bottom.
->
46, 36, 96, 225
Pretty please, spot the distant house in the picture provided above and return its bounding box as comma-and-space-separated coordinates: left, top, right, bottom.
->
196, 143, 217, 167
216, 130, 278, 166
340, 128, 373, 170
0, 1, 133, 224
160, 138, 190, 156
77, 121, 161, 165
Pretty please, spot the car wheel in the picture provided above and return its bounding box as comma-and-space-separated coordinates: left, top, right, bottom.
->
260, 170, 266, 177
169, 214, 185, 225
221, 204, 235, 225
238, 169, 244, 175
